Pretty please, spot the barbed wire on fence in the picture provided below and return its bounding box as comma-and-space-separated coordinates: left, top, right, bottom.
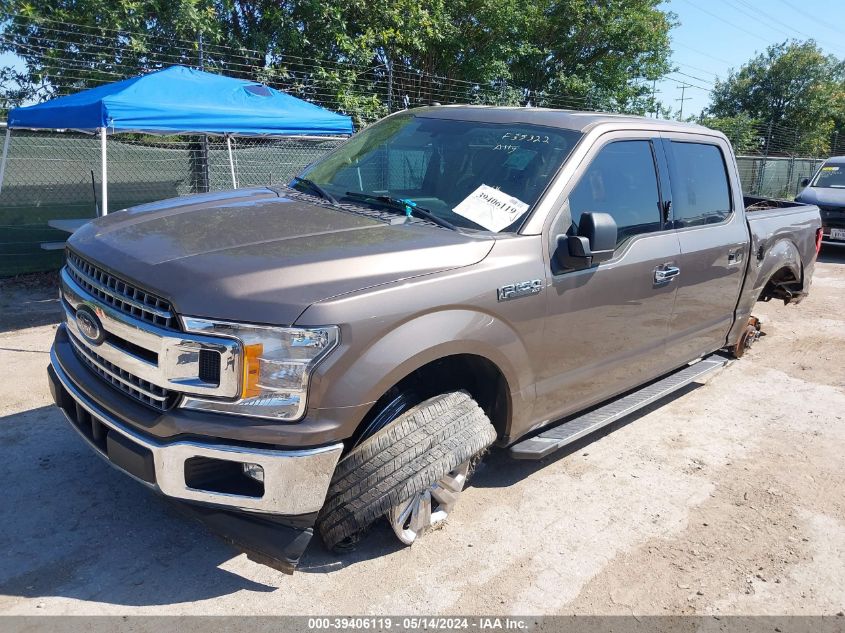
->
4, 14, 843, 154
0, 14, 639, 121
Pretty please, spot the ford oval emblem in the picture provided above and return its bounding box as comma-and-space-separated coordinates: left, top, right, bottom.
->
76, 305, 105, 345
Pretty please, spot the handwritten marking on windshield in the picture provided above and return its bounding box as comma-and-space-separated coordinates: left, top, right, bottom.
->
502, 132, 550, 144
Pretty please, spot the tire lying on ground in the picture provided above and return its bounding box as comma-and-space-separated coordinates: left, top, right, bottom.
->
317, 390, 498, 551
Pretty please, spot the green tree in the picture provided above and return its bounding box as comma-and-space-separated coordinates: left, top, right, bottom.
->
0, 0, 676, 123
698, 114, 762, 154
707, 41, 845, 156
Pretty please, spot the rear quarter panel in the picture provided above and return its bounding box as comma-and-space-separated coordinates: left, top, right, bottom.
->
732, 204, 821, 342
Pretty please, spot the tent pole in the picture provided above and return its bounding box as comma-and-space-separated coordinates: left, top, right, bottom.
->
0, 128, 11, 195
226, 135, 237, 189
100, 126, 108, 215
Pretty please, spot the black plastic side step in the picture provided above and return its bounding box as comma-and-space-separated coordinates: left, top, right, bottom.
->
510, 355, 731, 460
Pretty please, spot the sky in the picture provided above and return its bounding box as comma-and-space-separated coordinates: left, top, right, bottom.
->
2, 0, 845, 117
657, 0, 845, 118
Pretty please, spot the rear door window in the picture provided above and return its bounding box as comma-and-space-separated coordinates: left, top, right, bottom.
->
567, 140, 663, 247
666, 141, 732, 227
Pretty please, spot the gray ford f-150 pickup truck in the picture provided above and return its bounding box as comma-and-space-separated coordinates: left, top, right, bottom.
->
47, 107, 822, 569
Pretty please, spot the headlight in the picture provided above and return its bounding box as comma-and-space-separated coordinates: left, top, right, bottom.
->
179, 317, 339, 421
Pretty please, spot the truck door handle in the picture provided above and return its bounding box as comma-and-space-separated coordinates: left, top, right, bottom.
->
654, 265, 681, 283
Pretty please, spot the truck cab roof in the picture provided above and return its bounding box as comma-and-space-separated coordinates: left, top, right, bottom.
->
409, 105, 715, 135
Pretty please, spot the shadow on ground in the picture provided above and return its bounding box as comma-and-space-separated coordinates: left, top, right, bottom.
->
0, 406, 277, 607
0, 274, 61, 333
471, 383, 701, 489
0, 381, 702, 605
819, 242, 845, 264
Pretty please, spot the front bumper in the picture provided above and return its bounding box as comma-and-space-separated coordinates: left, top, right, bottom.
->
820, 206, 845, 242
48, 342, 343, 517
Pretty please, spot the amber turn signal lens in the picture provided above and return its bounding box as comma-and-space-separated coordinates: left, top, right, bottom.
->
242, 343, 263, 398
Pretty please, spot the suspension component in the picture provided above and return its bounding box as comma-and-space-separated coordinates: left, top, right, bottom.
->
733, 316, 762, 358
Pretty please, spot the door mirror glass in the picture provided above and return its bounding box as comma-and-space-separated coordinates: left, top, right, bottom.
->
800, 177, 810, 187
554, 212, 617, 269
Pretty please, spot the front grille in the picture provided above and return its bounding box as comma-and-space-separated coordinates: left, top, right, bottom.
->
69, 334, 178, 412
818, 205, 844, 214
66, 251, 175, 329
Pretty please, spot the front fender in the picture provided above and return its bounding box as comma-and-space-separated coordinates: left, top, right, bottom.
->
308, 308, 533, 413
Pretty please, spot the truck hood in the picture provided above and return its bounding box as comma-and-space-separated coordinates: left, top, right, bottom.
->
68, 188, 494, 325
796, 186, 845, 208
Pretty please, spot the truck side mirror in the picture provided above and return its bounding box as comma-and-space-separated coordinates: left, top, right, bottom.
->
800, 177, 810, 187
554, 212, 617, 269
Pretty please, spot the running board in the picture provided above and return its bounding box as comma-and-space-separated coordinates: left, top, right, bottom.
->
510, 355, 731, 460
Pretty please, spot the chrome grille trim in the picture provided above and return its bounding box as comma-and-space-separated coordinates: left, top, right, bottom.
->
66, 251, 174, 329
60, 266, 242, 410
68, 332, 173, 408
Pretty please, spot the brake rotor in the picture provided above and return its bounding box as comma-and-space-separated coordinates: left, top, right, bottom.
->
733, 316, 761, 358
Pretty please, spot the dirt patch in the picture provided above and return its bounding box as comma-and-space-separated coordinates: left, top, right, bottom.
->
0, 271, 61, 333
567, 426, 845, 614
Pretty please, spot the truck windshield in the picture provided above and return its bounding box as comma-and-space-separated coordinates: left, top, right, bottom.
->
812, 163, 845, 188
298, 112, 582, 232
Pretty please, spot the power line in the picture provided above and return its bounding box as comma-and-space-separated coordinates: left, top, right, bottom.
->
664, 75, 713, 92
672, 70, 716, 87
675, 61, 721, 78
0, 29, 603, 115
680, 0, 775, 44
718, 0, 795, 41
727, 0, 845, 56
774, 0, 845, 37
673, 42, 734, 66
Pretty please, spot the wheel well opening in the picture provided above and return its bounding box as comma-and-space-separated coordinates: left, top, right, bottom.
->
760, 266, 801, 303
350, 354, 510, 450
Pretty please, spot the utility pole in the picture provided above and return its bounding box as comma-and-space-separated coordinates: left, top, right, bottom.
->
675, 84, 691, 121
651, 79, 658, 118
833, 130, 840, 156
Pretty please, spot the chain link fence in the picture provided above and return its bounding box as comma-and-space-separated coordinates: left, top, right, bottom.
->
0, 124, 838, 276
0, 129, 343, 275
736, 155, 827, 200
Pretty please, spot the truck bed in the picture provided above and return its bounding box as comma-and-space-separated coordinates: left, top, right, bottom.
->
737, 195, 821, 314
744, 195, 808, 212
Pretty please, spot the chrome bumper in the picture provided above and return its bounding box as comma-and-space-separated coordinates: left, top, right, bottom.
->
50, 346, 343, 516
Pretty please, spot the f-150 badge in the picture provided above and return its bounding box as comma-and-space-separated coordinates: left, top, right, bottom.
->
497, 279, 543, 301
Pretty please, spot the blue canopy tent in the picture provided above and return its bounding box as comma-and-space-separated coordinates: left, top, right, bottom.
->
1, 65, 353, 215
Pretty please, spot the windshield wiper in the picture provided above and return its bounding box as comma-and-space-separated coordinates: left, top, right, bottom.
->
291, 177, 338, 204
343, 191, 458, 231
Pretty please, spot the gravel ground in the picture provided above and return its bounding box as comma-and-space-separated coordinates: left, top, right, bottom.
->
0, 248, 843, 616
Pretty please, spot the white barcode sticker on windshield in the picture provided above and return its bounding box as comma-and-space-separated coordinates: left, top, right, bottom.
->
452, 184, 529, 232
